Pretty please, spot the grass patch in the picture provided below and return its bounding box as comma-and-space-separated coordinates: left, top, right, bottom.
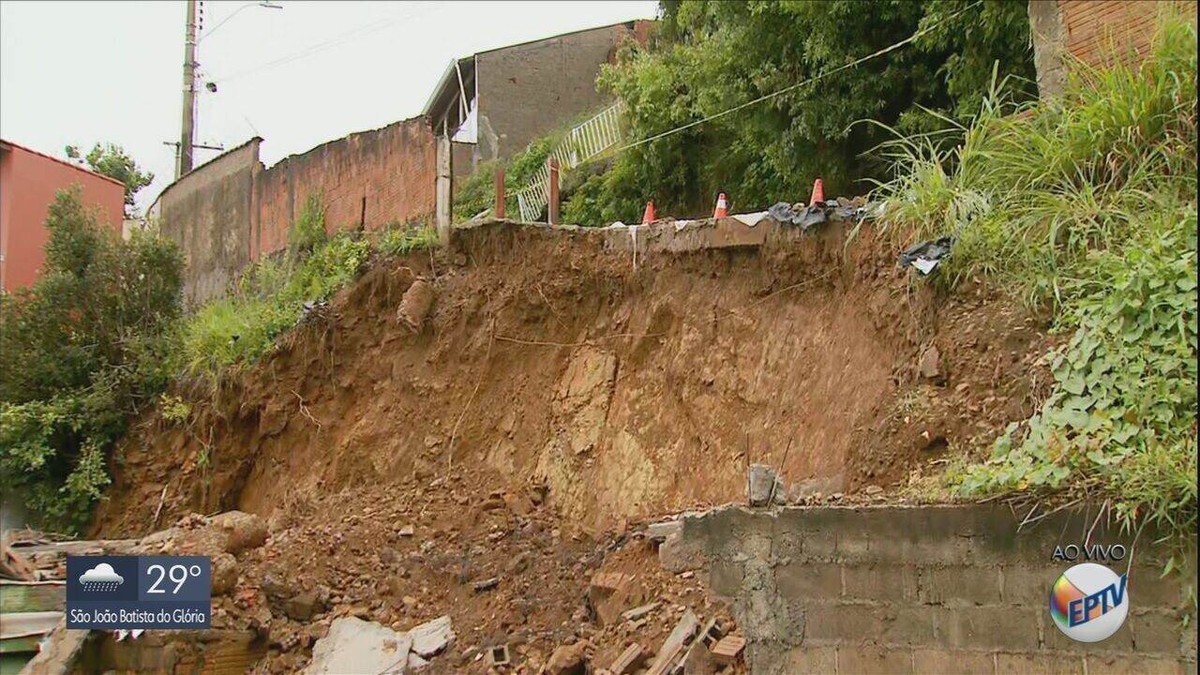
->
872, 17, 1197, 548
378, 224, 439, 257
179, 229, 370, 382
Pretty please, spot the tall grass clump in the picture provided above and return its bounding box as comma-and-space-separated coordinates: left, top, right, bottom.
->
873, 17, 1197, 548
179, 196, 370, 382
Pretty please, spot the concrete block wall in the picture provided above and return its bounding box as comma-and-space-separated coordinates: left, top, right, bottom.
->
155, 117, 435, 303
157, 139, 261, 306
670, 505, 1196, 674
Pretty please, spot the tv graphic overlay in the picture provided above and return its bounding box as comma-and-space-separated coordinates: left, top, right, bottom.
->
66, 556, 211, 630
1049, 562, 1130, 642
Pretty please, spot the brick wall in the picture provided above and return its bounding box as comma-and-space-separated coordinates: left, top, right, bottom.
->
1030, 0, 1197, 98
157, 139, 260, 306
254, 117, 435, 260
1061, 0, 1196, 67
669, 505, 1197, 674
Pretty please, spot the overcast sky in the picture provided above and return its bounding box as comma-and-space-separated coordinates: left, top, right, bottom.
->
0, 0, 658, 211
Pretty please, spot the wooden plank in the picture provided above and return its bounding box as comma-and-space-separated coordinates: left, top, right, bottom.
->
0, 583, 65, 613
16, 619, 90, 674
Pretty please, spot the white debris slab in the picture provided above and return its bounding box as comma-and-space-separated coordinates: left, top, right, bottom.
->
409, 614, 455, 658
306, 617, 412, 674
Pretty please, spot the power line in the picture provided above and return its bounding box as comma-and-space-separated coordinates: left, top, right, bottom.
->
594, 0, 982, 161
213, 3, 439, 84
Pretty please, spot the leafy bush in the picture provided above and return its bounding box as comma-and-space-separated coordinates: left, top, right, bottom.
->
874, 17, 1198, 543
0, 189, 183, 531
453, 135, 559, 222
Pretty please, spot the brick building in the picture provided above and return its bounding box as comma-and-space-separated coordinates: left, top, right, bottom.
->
1029, 0, 1198, 98
0, 139, 126, 292
423, 20, 654, 231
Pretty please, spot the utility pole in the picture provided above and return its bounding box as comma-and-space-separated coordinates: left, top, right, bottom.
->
177, 0, 198, 179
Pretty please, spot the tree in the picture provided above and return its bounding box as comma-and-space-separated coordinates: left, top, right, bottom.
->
65, 143, 154, 217
562, 0, 1036, 225
0, 188, 183, 531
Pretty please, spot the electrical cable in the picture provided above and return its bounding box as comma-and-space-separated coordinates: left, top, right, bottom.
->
212, 3, 439, 84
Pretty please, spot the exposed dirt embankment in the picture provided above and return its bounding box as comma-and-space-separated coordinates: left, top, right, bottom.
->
94, 220, 1051, 540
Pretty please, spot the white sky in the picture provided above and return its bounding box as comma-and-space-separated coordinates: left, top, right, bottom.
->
0, 1, 658, 211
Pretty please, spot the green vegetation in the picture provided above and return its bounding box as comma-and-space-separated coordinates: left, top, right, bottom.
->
179, 224, 371, 382
560, 0, 1034, 224
0, 189, 183, 531
0, 191, 441, 531
453, 135, 558, 221
378, 224, 439, 257
874, 18, 1197, 544
289, 193, 328, 254
65, 142, 155, 217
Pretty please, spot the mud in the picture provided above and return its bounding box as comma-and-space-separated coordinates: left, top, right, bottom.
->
85, 219, 1057, 671
95, 220, 1052, 540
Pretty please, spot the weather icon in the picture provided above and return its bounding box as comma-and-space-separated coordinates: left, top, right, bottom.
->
79, 563, 124, 591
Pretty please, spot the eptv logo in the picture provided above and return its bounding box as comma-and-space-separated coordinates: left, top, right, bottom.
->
1049, 562, 1130, 642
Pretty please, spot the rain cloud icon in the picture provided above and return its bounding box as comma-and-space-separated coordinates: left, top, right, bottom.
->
79, 563, 124, 591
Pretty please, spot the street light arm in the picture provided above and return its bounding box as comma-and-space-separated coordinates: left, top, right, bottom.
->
199, 1, 282, 43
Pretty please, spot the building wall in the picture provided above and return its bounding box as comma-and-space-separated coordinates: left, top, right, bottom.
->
154, 117, 435, 305
1030, 0, 1197, 98
0, 142, 125, 292
668, 504, 1197, 674
157, 139, 261, 307
255, 117, 435, 259
476, 21, 649, 162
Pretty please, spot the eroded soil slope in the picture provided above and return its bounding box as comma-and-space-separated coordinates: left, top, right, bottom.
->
96, 221, 1051, 539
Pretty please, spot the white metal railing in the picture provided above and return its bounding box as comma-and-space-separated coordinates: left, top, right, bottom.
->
510, 102, 624, 222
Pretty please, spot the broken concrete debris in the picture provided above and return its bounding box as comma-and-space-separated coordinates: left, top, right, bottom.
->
305, 617, 413, 674
306, 614, 454, 674
409, 614, 455, 658
644, 520, 682, 543
747, 464, 786, 507
487, 643, 511, 668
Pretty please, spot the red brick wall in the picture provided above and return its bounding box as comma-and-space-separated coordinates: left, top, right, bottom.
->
1060, 0, 1197, 68
253, 117, 435, 260
0, 141, 125, 292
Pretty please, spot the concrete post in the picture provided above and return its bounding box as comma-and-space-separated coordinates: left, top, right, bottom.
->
436, 119, 452, 245
1029, 0, 1067, 99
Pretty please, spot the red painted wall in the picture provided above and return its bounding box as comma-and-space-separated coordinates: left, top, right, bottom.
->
0, 140, 125, 292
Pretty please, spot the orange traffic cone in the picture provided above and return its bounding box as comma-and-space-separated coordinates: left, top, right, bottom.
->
642, 201, 656, 224
809, 178, 825, 206
713, 193, 729, 219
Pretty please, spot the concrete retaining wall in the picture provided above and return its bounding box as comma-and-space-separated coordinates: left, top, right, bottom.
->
666, 504, 1196, 674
